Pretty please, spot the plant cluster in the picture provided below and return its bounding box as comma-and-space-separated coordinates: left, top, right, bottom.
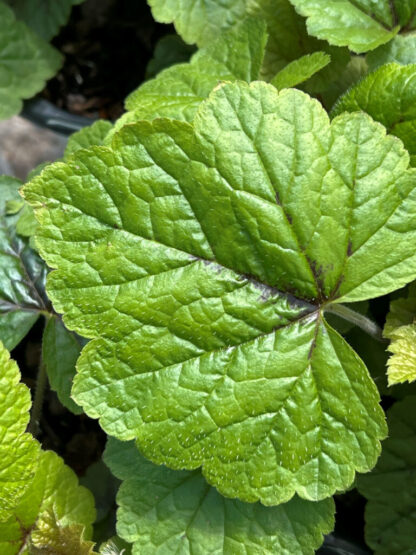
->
1, 0, 416, 553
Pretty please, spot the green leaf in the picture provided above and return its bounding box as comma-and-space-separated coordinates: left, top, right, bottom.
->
367, 32, 416, 70
0, 175, 47, 349
5, 0, 84, 40
146, 34, 196, 79
24, 82, 408, 504
65, 121, 114, 159
0, 2, 62, 120
148, 0, 247, 46
0, 342, 39, 521
248, 0, 350, 89
383, 283, 416, 385
332, 63, 416, 166
43, 316, 83, 414
104, 438, 334, 554
123, 18, 267, 124
271, 51, 331, 89
0, 449, 96, 553
320, 55, 368, 110
288, 0, 409, 53
357, 396, 416, 554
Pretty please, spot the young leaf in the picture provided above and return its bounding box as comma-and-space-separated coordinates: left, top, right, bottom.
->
332, 63, 416, 166
0, 175, 48, 349
123, 18, 267, 124
384, 283, 416, 385
367, 33, 416, 70
0, 342, 39, 521
24, 82, 414, 505
65, 120, 114, 159
5, 0, 84, 41
0, 2, 62, 120
357, 396, 416, 554
104, 438, 334, 554
0, 450, 96, 553
271, 51, 330, 89
148, 0, 247, 46
288, 0, 411, 53
43, 316, 83, 414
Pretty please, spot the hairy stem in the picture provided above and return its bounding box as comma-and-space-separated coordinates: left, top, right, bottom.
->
28, 316, 50, 436
325, 303, 386, 342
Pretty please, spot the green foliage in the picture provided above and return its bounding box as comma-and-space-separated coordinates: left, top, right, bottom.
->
0, 2, 62, 120
358, 396, 416, 554
288, 0, 416, 53
271, 51, 330, 89
5, 0, 84, 40
333, 63, 416, 166
65, 121, 114, 159
0, 343, 96, 553
367, 33, 416, 70
104, 438, 334, 554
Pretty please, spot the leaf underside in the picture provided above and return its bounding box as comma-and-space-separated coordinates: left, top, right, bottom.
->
25, 81, 416, 505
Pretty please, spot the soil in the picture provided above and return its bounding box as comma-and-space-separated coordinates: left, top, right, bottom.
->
42, 0, 174, 120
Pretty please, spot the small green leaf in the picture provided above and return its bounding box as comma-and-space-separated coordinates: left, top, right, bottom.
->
146, 34, 196, 79
357, 396, 416, 554
65, 121, 114, 159
43, 316, 83, 414
104, 438, 334, 554
0, 342, 39, 521
0, 175, 47, 349
24, 82, 412, 504
6, 0, 84, 40
332, 63, 416, 166
0, 2, 62, 120
271, 51, 331, 89
367, 33, 416, 70
148, 0, 247, 46
384, 283, 416, 385
288, 0, 406, 53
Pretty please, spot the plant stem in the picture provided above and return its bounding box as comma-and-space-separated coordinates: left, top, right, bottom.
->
28, 316, 51, 436
325, 303, 386, 343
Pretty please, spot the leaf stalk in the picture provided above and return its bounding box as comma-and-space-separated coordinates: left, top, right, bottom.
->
325, 303, 386, 343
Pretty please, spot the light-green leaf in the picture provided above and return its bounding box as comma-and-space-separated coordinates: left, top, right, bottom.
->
332, 63, 416, 166
357, 396, 416, 554
5, 0, 84, 41
0, 342, 39, 521
0, 2, 62, 120
383, 283, 416, 385
0, 175, 47, 349
288, 0, 416, 53
65, 120, 114, 159
27, 81, 416, 504
271, 51, 330, 89
104, 438, 334, 554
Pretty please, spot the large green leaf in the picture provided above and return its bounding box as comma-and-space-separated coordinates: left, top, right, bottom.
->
332, 63, 416, 166
148, 0, 247, 46
123, 18, 267, 125
26, 81, 416, 505
357, 396, 416, 554
383, 283, 416, 385
0, 2, 62, 120
104, 438, 334, 554
288, 0, 416, 53
0, 342, 39, 521
0, 176, 48, 349
5, 0, 84, 41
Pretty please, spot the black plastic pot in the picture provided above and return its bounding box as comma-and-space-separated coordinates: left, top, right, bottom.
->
22, 97, 94, 136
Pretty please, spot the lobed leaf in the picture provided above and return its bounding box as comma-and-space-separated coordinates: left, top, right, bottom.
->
357, 396, 416, 554
0, 342, 39, 521
333, 63, 416, 166
288, 0, 416, 53
0, 2, 62, 120
23, 82, 414, 504
104, 438, 334, 554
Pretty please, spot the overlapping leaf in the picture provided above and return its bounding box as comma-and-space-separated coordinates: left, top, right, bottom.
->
288, 0, 416, 53
104, 438, 334, 554
5, 0, 84, 40
367, 33, 416, 70
271, 51, 330, 89
383, 283, 416, 385
0, 175, 48, 349
333, 63, 416, 166
357, 396, 416, 554
27, 81, 416, 505
65, 120, 114, 159
0, 342, 39, 521
0, 2, 62, 120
